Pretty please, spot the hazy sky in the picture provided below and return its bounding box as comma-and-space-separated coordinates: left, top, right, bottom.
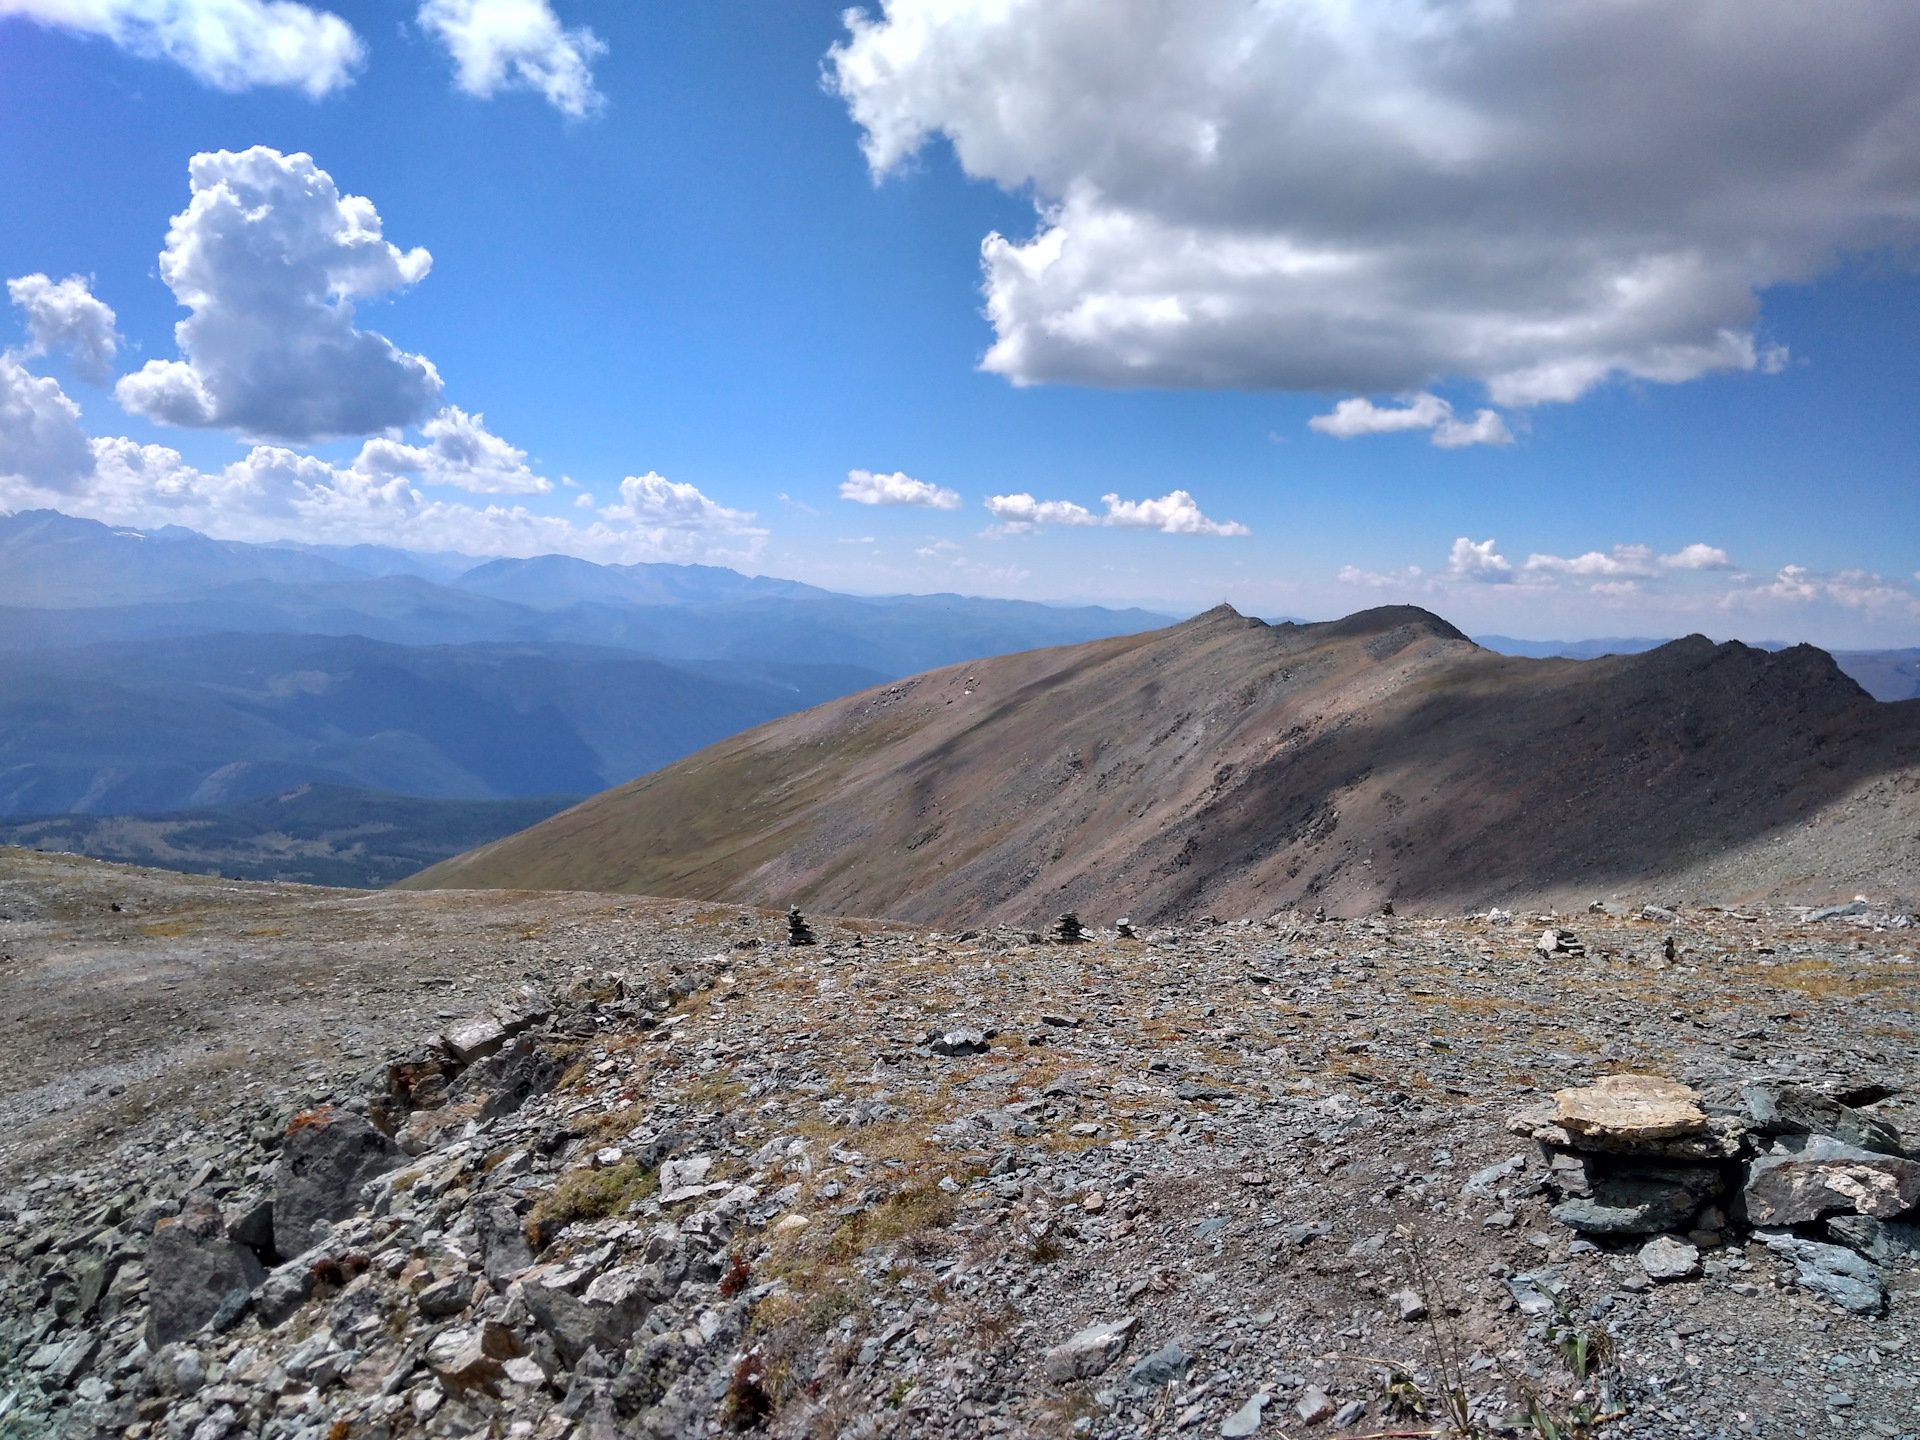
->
3, 0, 1919, 644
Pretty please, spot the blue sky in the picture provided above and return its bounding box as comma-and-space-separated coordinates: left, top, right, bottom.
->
2, 0, 1918, 645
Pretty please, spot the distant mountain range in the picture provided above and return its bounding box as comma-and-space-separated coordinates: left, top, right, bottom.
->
0, 510, 1177, 831
408, 605, 1920, 921
0, 511, 1172, 675
0, 632, 884, 814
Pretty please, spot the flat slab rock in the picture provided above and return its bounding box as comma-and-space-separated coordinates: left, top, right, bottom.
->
1552, 1075, 1709, 1145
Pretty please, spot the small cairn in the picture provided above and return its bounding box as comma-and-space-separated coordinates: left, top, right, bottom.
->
1052, 911, 1087, 944
1114, 916, 1136, 940
786, 906, 816, 947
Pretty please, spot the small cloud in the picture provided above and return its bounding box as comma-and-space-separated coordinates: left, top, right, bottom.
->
1590, 580, 1640, 596
1660, 542, 1733, 571
7, 274, 120, 384
840, 469, 962, 509
982, 489, 1247, 537
1448, 536, 1513, 582
416, 0, 605, 117
599, 472, 760, 532
837, 535, 878, 544
778, 492, 820, 516
1309, 393, 1513, 449
574, 492, 595, 509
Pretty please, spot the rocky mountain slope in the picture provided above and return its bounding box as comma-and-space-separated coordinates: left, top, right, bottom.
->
1, 849, 1916, 1439
405, 605, 1920, 925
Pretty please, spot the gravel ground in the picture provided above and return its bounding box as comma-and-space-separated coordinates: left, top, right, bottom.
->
2, 848, 1918, 1440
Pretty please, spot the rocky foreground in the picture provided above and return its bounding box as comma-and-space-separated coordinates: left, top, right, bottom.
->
2, 859, 1919, 1440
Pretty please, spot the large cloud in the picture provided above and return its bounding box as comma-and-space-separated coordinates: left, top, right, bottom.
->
0, 0, 362, 95
417, 0, 604, 117
8, 274, 119, 385
116, 147, 441, 443
830, 0, 1920, 404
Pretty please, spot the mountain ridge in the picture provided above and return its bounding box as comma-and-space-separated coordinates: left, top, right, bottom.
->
405, 603, 1920, 920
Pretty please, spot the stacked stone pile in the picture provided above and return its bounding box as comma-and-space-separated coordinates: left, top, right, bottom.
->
1522, 1073, 1920, 1313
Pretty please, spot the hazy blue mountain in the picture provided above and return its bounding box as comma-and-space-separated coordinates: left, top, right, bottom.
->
454, 553, 834, 608
0, 784, 582, 888
1832, 649, 1920, 701
0, 510, 1175, 676
0, 509, 365, 607
0, 634, 884, 815
1473, 634, 1672, 659
267, 539, 483, 582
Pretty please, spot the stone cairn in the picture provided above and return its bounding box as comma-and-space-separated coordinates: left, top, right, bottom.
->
1053, 912, 1087, 944
1114, 916, 1136, 940
1535, 927, 1589, 959
785, 906, 816, 947
1514, 1073, 1920, 1312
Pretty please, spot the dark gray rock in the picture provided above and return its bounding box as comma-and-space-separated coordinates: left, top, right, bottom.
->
273, 1106, 403, 1243
1550, 1167, 1720, 1236
145, 1198, 266, 1348
416, 1276, 471, 1318
475, 1202, 535, 1284
251, 1241, 337, 1328
1741, 1083, 1904, 1156
1825, 1214, 1920, 1264
456, 1037, 565, 1121
226, 1198, 275, 1262
521, 1281, 639, 1366
1741, 1136, 1920, 1225
1755, 1229, 1886, 1314
1125, 1339, 1189, 1389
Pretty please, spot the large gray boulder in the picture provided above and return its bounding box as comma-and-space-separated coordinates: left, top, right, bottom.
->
1741, 1136, 1920, 1225
1741, 1083, 1904, 1156
273, 1106, 404, 1246
145, 1197, 266, 1348
1756, 1229, 1887, 1314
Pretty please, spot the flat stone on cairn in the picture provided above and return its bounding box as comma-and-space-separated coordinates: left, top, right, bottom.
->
786, 906, 816, 947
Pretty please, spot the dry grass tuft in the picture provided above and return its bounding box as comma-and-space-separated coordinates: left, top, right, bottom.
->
526, 1160, 657, 1246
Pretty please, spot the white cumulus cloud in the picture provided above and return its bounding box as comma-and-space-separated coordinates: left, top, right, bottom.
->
116, 147, 441, 444
984, 488, 1246, 537
1309, 393, 1512, 448
1660, 542, 1733, 571
8, 274, 119, 384
0, 354, 94, 491
417, 0, 604, 117
840, 468, 962, 509
1447, 536, 1512, 583
599, 472, 761, 533
829, 0, 1920, 404
352, 406, 550, 496
0, 0, 362, 95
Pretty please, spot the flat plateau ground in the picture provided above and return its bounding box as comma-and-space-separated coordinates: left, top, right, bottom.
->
2, 849, 1918, 1439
